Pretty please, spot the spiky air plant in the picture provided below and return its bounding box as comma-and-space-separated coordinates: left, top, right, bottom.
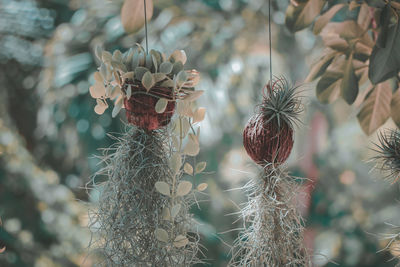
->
372, 129, 400, 183
231, 77, 310, 266
87, 44, 207, 266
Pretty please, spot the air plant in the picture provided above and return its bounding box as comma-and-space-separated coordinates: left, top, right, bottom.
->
231, 77, 310, 266
87, 44, 207, 266
243, 77, 302, 165
372, 129, 400, 183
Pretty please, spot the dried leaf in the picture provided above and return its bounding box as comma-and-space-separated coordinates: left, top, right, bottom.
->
197, 183, 208, 191
142, 71, 155, 91
169, 50, 187, 64
183, 134, 200, 156
155, 98, 168, 113
182, 90, 204, 102
94, 104, 107, 115
155, 181, 170, 196
305, 50, 337, 82
122, 71, 134, 80
184, 163, 193, 175
195, 162, 206, 174
102, 51, 112, 63
89, 83, 106, 98
176, 181, 192, 197
391, 88, 400, 128
176, 100, 193, 117
313, 4, 345, 34
155, 228, 168, 243
285, 0, 326, 32
121, 0, 153, 34
173, 235, 189, 248
193, 107, 206, 123
357, 81, 392, 135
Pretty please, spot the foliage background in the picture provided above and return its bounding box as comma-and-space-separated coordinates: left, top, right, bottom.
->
0, 0, 400, 266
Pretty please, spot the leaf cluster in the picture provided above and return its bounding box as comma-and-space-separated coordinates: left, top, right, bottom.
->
286, 0, 400, 135
89, 43, 201, 117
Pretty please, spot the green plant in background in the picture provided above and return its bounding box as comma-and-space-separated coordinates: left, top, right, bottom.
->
286, 0, 400, 135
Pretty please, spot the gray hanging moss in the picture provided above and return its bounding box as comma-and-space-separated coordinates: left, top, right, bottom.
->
230, 166, 310, 266
87, 127, 201, 266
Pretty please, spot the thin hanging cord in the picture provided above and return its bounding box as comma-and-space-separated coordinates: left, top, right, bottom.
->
268, 0, 273, 91
144, 0, 149, 54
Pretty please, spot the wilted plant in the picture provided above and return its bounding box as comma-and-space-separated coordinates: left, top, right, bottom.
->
87, 44, 208, 266
231, 77, 310, 266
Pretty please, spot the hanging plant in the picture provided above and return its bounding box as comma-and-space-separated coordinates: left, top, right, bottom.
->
243, 78, 302, 166
90, 44, 200, 131
231, 77, 310, 266
88, 43, 207, 266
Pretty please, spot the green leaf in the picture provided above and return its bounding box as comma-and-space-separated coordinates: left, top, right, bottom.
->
155, 98, 168, 113
176, 70, 188, 86
376, 5, 391, 48
171, 61, 184, 75
145, 53, 153, 70
316, 71, 342, 103
285, 0, 326, 32
142, 71, 155, 91
391, 87, 400, 128
154, 228, 168, 243
153, 73, 167, 83
159, 62, 173, 74
313, 4, 345, 35
369, 21, 400, 84
357, 81, 392, 135
155, 181, 170, 196
135, 67, 149, 81
340, 54, 359, 105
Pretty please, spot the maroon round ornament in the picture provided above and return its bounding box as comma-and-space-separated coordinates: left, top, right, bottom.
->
123, 80, 175, 131
243, 78, 302, 166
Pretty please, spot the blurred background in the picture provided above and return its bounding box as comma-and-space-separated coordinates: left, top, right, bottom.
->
1, 0, 400, 266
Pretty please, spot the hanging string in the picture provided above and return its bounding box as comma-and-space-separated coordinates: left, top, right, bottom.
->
268, 0, 273, 92
144, 0, 149, 54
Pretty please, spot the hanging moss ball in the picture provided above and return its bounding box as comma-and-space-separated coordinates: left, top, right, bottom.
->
242, 78, 302, 166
